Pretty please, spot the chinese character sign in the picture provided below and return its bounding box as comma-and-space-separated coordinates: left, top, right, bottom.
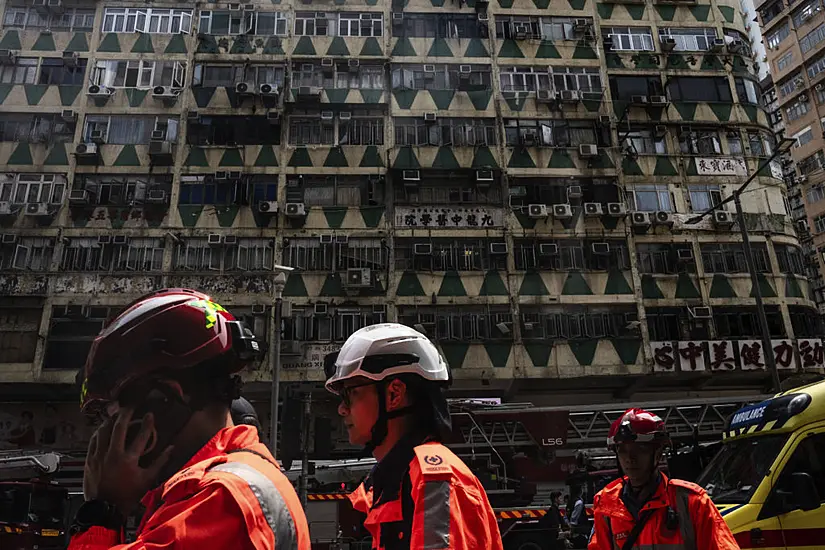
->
771, 339, 797, 371
678, 341, 707, 372
798, 339, 825, 370
696, 157, 748, 177
708, 341, 736, 372
652, 341, 676, 372
738, 340, 765, 371
394, 207, 503, 228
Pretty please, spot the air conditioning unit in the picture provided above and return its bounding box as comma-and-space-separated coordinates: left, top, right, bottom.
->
62, 50, 78, 67
260, 83, 280, 96
314, 303, 329, 315
235, 82, 255, 95
148, 141, 172, 155
459, 64, 473, 77
146, 189, 168, 204
321, 111, 334, 121
152, 86, 179, 99
423, 64, 436, 74
285, 202, 307, 217
578, 144, 598, 158
713, 210, 734, 227
392, 12, 404, 23
319, 234, 334, 244
297, 86, 321, 100
339, 111, 352, 121
591, 242, 610, 255
150, 130, 166, 141
252, 304, 266, 315
24, 203, 50, 217
553, 204, 573, 219
0, 202, 13, 216
520, 133, 537, 147
631, 95, 648, 105
345, 268, 372, 287
187, 110, 200, 121
402, 170, 420, 182
348, 59, 360, 71
75, 143, 98, 156
654, 124, 667, 138
2, 234, 19, 245
214, 171, 228, 181
709, 38, 725, 52
539, 243, 558, 256
372, 304, 386, 314
424, 112, 437, 123
266, 111, 280, 123
335, 234, 348, 244
816, 83, 824, 92
794, 77, 806, 89
0, 50, 16, 65
258, 200, 278, 214
567, 186, 582, 199
528, 204, 549, 218
228, 170, 243, 180
207, 234, 222, 246
536, 89, 554, 103
558, 90, 580, 103
690, 306, 712, 319
414, 243, 432, 255
476, 169, 494, 182
677, 248, 694, 261
86, 84, 113, 98
584, 202, 603, 216
660, 36, 676, 51
223, 235, 237, 245
630, 211, 651, 226
61, 109, 76, 123
478, 12, 489, 21
799, 94, 809, 102
607, 203, 626, 217
112, 235, 128, 246
727, 39, 745, 53
649, 95, 668, 106
89, 130, 105, 144
599, 115, 612, 125
321, 57, 334, 70
489, 242, 508, 255
653, 210, 674, 225
68, 189, 89, 205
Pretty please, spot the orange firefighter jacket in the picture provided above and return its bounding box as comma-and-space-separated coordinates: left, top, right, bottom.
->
349, 438, 504, 550
68, 425, 310, 550
588, 473, 740, 550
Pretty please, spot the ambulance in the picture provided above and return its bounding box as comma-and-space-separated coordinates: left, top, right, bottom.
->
697, 380, 825, 549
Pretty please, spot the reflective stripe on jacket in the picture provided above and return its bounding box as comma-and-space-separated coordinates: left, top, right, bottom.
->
68, 425, 311, 550
588, 474, 740, 550
349, 441, 503, 550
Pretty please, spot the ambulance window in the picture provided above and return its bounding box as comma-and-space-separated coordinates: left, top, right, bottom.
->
778, 433, 825, 504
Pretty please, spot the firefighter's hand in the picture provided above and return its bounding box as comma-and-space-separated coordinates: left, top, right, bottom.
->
83, 408, 174, 515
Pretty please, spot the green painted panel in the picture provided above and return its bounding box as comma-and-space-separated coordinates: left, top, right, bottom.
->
751, 273, 776, 298
464, 38, 489, 57
519, 272, 548, 295
393, 89, 417, 109
428, 38, 453, 57
568, 0, 586, 8
360, 89, 383, 104
569, 339, 598, 366
324, 88, 349, 104
431, 0, 445, 6
288, 148, 313, 167
131, 32, 154, 53
97, 33, 121, 52
632, 53, 660, 69
479, 271, 508, 296
472, 146, 498, 168
292, 36, 316, 55
44, 144, 68, 165
602, 217, 619, 230
429, 90, 455, 110
7, 143, 33, 165
214, 205, 239, 227
196, 35, 219, 53
503, 94, 527, 111
533, 0, 551, 7
178, 205, 203, 227
710, 103, 732, 122
326, 37, 350, 56
689, 5, 711, 20
393, 146, 420, 169
611, 339, 641, 365
572, 43, 598, 59
641, 274, 665, 298
124, 88, 148, 108
549, 149, 576, 169
624, 4, 645, 19
360, 206, 384, 227
467, 89, 492, 110
606, 54, 625, 69
254, 146, 279, 167
283, 274, 309, 297
24, 84, 48, 106
535, 40, 562, 58
65, 32, 89, 52
605, 270, 633, 294
219, 148, 244, 167
320, 274, 344, 297
709, 274, 736, 298
263, 36, 285, 54
524, 343, 552, 367
58, 85, 81, 106
440, 343, 468, 369
485, 342, 512, 368
360, 37, 383, 56
192, 87, 216, 108
685, 158, 698, 175
676, 273, 701, 298
508, 148, 536, 168
786, 276, 804, 298
230, 35, 254, 54
562, 271, 593, 295
742, 105, 758, 123
513, 211, 537, 229
498, 39, 524, 58
673, 103, 697, 121
498, 0, 514, 7
590, 150, 614, 169
655, 5, 676, 20
596, 3, 615, 18
359, 145, 384, 167
0, 84, 12, 105
653, 157, 678, 176
622, 157, 644, 175
185, 147, 209, 167
323, 147, 348, 167
432, 147, 460, 169
438, 271, 467, 296
113, 145, 141, 166
666, 54, 687, 69
323, 207, 346, 228
391, 37, 416, 57
397, 271, 425, 296
32, 32, 56, 51
107, 207, 128, 230
0, 31, 21, 50
164, 34, 188, 54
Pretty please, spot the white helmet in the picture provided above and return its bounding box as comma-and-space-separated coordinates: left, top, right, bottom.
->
325, 323, 449, 394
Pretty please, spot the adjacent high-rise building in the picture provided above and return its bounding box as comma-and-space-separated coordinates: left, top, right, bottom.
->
0, 0, 820, 459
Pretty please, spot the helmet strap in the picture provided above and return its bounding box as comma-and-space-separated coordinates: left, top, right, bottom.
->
363, 381, 415, 452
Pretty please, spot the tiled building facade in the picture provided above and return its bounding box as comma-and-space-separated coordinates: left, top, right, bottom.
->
0, 0, 821, 450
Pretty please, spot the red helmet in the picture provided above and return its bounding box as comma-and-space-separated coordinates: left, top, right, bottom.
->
80, 288, 259, 414
607, 408, 669, 449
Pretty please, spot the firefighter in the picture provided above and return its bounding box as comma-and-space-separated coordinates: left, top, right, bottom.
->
325, 323, 504, 550
231, 396, 264, 440
70, 288, 310, 550
588, 408, 739, 550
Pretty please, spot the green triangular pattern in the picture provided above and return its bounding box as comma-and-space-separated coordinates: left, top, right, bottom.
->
709, 274, 736, 298
219, 148, 244, 167
596, 4, 615, 18
397, 271, 425, 296
360, 145, 384, 167
393, 89, 417, 109
718, 5, 735, 22
185, 147, 209, 167
65, 32, 89, 52
572, 42, 598, 59
625, 5, 646, 19
479, 271, 508, 296
288, 148, 313, 167
498, 0, 514, 6
230, 35, 254, 54
467, 90, 492, 110
0, 31, 22, 50
164, 34, 187, 53
485, 343, 512, 368
685, 158, 698, 175
533, 0, 551, 7
324, 147, 349, 167
360, 206, 384, 227
283, 274, 309, 297
7, 143, 33, 165
360, 37, 383, 56
606, 54, 625, 69
666, 54, 686, 69
196, 34, 219, 53
292, 36, 316, 55
568, 0, 586, 7
108, 208, 128, 230
536, 40, 562, 58
263, 36, 285, 54
785, 276, 804, 298
214, 205, 239, 227
360, 89, 383, 104
602, 217, 619, 230
438, 271, 467, 296
97, 33, 121, 52
320, 274, 344, 297
751, 273, 776, 298
676, 273, 701, 298
701, 55, 724, 71
32, 32, 56, 51
622, 157, 644, 175
641, 274, 665, 298
393, 146, 420, 169
549, 149, 576, 169
124, 88, 148, 108
429, 90, 455, 110
611, 339, 641, 365
193, 87, 216, 108
503, 94, 527, 111
178, 205, 204, 227
524, 343, 552, 367
113, 145, 141, 166
519, 272, 548, 295
655, 5, 677, 20
498, 40, 524, 58
569, 340, 599, 366
58, 85, 81, 106
0, 84, 12, 105
432, 147, 460, 169
508, 148, 536, 168
325, 88, 349, 104
326, 37, 350, 56
322, 207, 346, 229
131, 32, 154, 53
673, 103, 697, 121
689, 5, 711, 20
514, 211, 536, 229
464, 38, 489, 57
255, 146, 279, 166
391, 37, 417, 56
440, 343, 468, 369
472, 147, 498, 168
428, 38, 453, 57
710, 103, 732, 121
653, 157, 678, 176
24, 84, 48, 105
605, 270, 633, 294
590, 150, 615, 169
562, 271, 593, 295
44, 144, 69, 165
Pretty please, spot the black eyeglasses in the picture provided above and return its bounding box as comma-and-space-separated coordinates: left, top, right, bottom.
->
339, 381, 379, 407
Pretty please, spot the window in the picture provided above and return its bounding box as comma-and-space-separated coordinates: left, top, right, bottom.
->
0, 114, 72, 144
799, 150, 825, 175
540, 17, 582, 41
102, 8, 192, 33
394, 239, 504, 271
688, 184, 722, 211
3, 5, 95, 31
193, 64, 285, 88
391, 64, 492, 91
0, 300, 41, 363
60, 237, 164, 272
502, 119, 606, 147
513, 239, 631, 271
499, 66, 602, 94
727, 131, 743, 154
657, 27, 718, 51
786, 98, 812, 122
255, 12, 289, 35
286, 175, 379, 207
714, 306, 785, 338
178, 175, 245, 206
83, 116, 179, 145
667, 77, 732, 102
646, 307, 708, 340
809, 54, 825, 80
394, 174, 501, 206
766, 22, 791, 49
398, 307, 514, 342
818, 88, 825, 105
517, 307, 635, 341
499, 66, 551, 92
636, 243, 696, 274
777, 51, 795, 72
789, 307, 825, 337
735, 78, 760, 105
198, 10, 277, 35
760, 0, 785, 24
800, 22, 825, 53
794, 126, 815, 147
395, 117, 497, 147
494, 16, 541, 39
338, 13, 382, 36
815, 214, 825, 233
778, 74, 802, 98
38, 58, 87, 86
289, 114, 335, 146
550, 66, 602, 93
339, 116, 384, 146
507, 178, 619, 208
622, 127, 667, 154
91, 60, 186, 89
187, 115, 281, 146
724, 29, 752, 56
294, 11, 332, 36
793, 0, 824, 28
806, 185, 825, 204
285, 306, 386, 343
174, 238, 274, 271
285, 237, 386, 271
0, 236, 53, 271
609, 76, 664, 99
397, 14, 487, 38
679, 128, 722, 155
700, 243, 771, 273
748, 131, 774, 156
290, 62, 383, 89
0, 173, 64, 205
44, 306, 115, 370
0, 57, 37, 84
72, 175, 172, 207
626, 184, 672, 211
775, 245, 807, 275
605, 27, 655, 51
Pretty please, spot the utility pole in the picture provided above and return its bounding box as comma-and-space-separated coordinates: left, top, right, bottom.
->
299, 392, 311, 509
269, 267, 292, 458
